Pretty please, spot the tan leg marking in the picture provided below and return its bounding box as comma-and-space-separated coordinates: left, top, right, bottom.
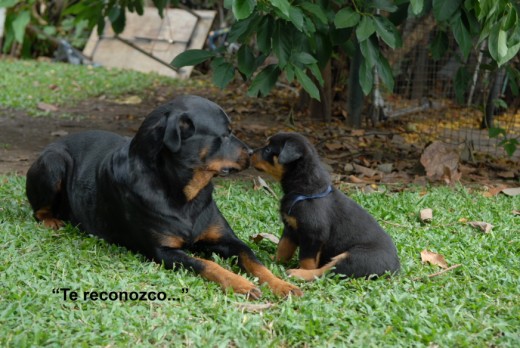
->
287, 252, 349, 282
239, 252, 303, 297
275, 236, 298, 263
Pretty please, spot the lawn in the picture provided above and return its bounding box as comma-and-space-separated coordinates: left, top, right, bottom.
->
1, 175, 518, 347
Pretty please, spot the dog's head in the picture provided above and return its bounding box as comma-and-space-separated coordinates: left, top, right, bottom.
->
251, 132, 317, 181
131, 95, 251, 179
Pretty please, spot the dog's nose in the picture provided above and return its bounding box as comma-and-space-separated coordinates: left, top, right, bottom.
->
247, 148, 254, 156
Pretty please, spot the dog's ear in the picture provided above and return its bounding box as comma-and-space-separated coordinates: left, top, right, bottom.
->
163, 112, 195, 152
278, 139, 303, 164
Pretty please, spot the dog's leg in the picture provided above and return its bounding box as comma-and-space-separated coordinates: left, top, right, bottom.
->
196, 218, 303, 297
298, 237, 323, 270
26, 149, 70, 229
155, 247, 262, 299
236, 248, 303, 297
287, 252, 349, 281
275, 236, 298, 263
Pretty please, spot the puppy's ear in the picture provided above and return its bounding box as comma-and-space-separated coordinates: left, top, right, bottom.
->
164, 113, 195, 152
278, 139, 303, 164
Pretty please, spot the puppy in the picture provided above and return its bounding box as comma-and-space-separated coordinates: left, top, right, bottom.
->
252, 132, 400, 281
26, 96, 302, 298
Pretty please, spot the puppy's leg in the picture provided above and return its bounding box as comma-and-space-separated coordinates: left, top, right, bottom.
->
26, 149, 71, 229
287, 252, 349, 281
155, 247, 263, 300
333, 249, 400, 278
275, 233, 298, 263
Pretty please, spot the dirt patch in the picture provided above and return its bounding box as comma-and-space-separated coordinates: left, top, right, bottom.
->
1, 82, 518, 187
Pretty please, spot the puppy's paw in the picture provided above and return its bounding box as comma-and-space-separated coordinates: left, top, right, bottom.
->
42, 218, 64, 230
286, 268, 320, 282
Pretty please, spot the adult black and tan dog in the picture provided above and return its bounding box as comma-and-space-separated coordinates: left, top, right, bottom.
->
26, 95, 302, 299
252, 132, 400, 281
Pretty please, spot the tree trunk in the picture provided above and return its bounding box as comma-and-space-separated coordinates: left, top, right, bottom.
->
309, 60, 332, 122
347, 43, 363, 128
482, 67, 506, 129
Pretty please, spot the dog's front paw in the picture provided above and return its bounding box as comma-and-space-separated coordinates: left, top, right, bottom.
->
42, 218, 64, 230
286, 268, 320, 282
226, 279, 263, 300
269, 279, 303, 298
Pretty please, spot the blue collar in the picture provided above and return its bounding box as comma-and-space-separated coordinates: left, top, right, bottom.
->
285, 185, 333, 215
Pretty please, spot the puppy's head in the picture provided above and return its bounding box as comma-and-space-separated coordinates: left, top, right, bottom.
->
132, 95, 251, 177
251, 132, 314, 181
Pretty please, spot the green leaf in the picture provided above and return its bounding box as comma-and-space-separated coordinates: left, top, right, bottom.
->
374, 15, 402, 49
110, 7, 126, 34
309, 63, 324, 86
356, 16, 376, 42
452, 13, 472, 60
372, 0, 398, 12
431, 31, 448, 60
232, 0, 256, 20
227, 13, 261, 42
502, 7, 518, 31
171, 49, 215, 68
293, 52, 317, 65
488, 127, 506, 138
359, 38, 378, 68
492, 98, 508, 109
488, 24, 500, 62
237, 45, 256, 79
152, 0, 168, 17
294, 66, 320, 101
409, 0, 424, 15
300, 3, 328, 25
257, 16, 273, 53
108, 6, 121, 22
211, 58, 235, 89
376, 54, 394, 91
247, 65, 280, 97
359, 57, 374, 95
286, 64, 295, 83
289, 6, 304, 31
273, 21, 291, 68
271, 0, 291, 18
334, 7, 360, 29
11, 10, 30, 44
433, 0, 462, 21
503, 139, 518, 156
0, 0, 18, 7
497, 29, 508, 58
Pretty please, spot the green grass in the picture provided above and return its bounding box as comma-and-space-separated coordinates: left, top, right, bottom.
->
0, 59, 180, 114
1, 176, 518, 347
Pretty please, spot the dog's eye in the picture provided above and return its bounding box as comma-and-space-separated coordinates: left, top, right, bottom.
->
264, 147, 271, 154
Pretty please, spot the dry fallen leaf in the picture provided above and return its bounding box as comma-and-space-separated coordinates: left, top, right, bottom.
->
420, 208, 433, 222
234, 302, 275, 312
114, 95, 142, 105
37, 102, 58, 112
468, 221, 494, 233
352, 163, 380, 177
420, 141, 460, 183
502, 187, 520, 197
420, 249, 448, 269
483, 185, 507, 197
254, 176, 278, 198
513, 210, 519, 216
250, 233, 280, 245
51, 130, 69, 137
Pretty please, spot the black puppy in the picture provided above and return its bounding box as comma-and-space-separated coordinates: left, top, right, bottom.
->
252, 132, 400, 281
26, 95, 302, 298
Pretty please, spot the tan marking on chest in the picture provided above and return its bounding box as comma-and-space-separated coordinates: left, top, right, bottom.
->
282, 213, 298, 230
183, 170, 215, 201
